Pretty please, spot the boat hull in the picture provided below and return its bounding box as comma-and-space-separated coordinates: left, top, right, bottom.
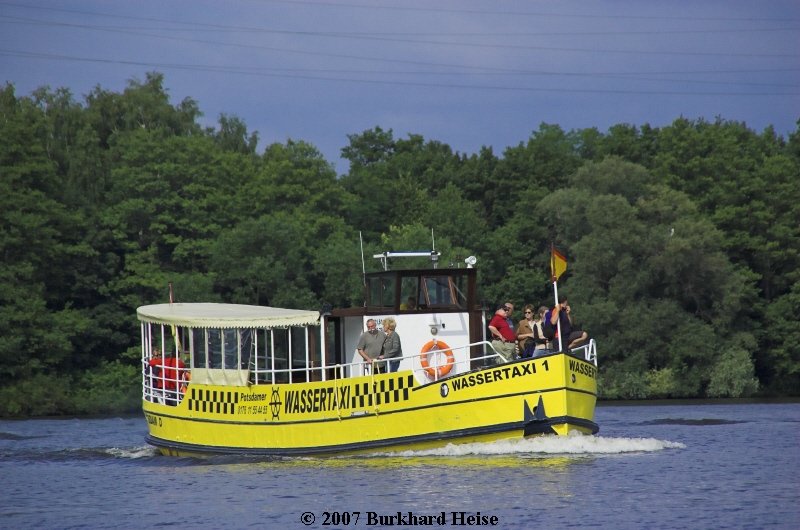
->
143, 353, 598, 457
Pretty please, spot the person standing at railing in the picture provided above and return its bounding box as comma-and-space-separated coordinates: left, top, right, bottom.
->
534, 305, 553, 353
504, 301, 519, 356
147, 348, 164, 401
357, 318, 387, 374
148, 348, 186, 405
379, 317, 403, 372
488, 304, 517, 362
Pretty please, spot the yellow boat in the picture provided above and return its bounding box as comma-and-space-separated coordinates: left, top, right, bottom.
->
138, 252, 598, 456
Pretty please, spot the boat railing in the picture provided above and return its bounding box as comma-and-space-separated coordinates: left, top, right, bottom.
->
142, 362, 189, 405
142, 339, 597, 402
248, 339, 597, 383
404, 340, 503, 383
571, 339, 598, 366
243, 341, 504, 385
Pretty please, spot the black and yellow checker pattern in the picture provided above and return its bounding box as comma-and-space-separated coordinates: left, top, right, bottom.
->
350, 374, 414, 408
187, 388, 239, 414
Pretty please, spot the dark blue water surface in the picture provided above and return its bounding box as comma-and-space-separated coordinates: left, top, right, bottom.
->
1, 401, 798, 529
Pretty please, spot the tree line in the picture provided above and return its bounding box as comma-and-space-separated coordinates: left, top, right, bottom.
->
2, 72, 798, 416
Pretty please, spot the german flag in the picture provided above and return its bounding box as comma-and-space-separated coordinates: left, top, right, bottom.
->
550, 246, 567, 282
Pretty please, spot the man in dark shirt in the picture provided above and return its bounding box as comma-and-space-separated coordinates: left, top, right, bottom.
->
545, 297, 588, 352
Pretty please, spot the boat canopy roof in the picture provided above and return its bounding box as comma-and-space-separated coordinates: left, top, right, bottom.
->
137, 303, 320, 329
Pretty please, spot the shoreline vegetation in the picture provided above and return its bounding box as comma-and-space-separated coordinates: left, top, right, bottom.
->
2, 73, 798, 417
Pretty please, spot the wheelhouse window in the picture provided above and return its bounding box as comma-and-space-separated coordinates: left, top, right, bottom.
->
367, 275, 396, 310
364, 270, 471, 311
420, 274, 467, 309
400, 276, 420, 310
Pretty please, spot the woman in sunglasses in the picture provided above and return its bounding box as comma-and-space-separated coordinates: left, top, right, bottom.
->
517, 305, 550, 358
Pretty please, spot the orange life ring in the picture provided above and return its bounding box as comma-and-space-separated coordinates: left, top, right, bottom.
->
420, 340, 454, 379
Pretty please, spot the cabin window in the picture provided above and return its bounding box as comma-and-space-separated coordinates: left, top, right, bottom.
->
168, 326, 187, 358
291, 326, 307, 372
400, 277, 419, 310
272, 328, 290, 383
240, 329, 254, 369
325, 318, 339, 364
421, 275, 468, 309
452, 274, 468, 308
307, 326, 321, 380
191, 328, 206, 368
368, 275, 395, 309
159, 328, 177, 358
249, 326, 320, 384
207, 329, 223, 369
251, 329, 271, 383
222, 329, 238, 369
422, 276, 452, 307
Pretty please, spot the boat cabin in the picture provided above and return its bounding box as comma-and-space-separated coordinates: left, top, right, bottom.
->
138, 254, 492, 405
328, 263, 486, 368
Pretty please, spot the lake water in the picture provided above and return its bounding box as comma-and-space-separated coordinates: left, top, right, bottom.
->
1, 401, 798, 529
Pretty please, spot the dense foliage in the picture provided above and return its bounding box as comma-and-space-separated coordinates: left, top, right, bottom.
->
2, 73, 798, 416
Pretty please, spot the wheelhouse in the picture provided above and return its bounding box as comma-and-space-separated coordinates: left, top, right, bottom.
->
332, 265, 488, 365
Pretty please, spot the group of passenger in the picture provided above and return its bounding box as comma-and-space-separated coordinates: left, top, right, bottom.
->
355, 295, 588, 371
489, 296, 588, 362
147, 348, 188, 405
356, 318, 403, 374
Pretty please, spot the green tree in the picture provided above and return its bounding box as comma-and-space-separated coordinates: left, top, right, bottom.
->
488, 123, 582, 227
213, 113, 259, 155
238, 139, 348, 219
340, 128, 463, 239
210, 212, 319, 308
760, 282, 800, 394
0, 85, 94, 391
649, 118, 800, 392
533, 157, 757, 398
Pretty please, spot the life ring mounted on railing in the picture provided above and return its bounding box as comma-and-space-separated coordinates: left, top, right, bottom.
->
420, 340, 455, 379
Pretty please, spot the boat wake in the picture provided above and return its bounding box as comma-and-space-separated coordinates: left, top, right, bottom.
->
380, 434, 685, 458
104, 445, 161, 459
0, 445, 161, 464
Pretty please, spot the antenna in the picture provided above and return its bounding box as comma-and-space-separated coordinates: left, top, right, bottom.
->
372, 250, 441, 270
359, 231, 366, 287
431, 228, 438, 269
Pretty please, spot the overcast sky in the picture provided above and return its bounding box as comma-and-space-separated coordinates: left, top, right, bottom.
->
2, 0, 798, 172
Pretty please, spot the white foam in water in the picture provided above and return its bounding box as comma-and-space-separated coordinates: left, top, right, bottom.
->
382, 433, 685, 458
105, 445, 160, 459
